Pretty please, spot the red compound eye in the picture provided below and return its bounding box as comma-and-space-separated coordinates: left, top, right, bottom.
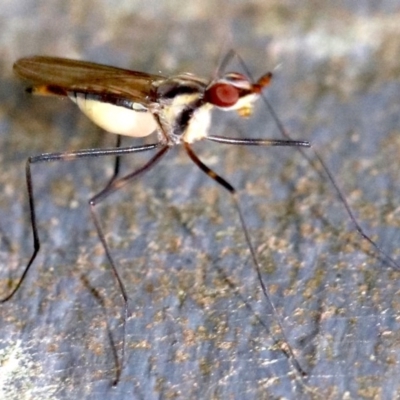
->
205, 83, 239, 107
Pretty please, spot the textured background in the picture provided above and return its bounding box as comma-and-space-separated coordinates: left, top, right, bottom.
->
1, 1, 400, 399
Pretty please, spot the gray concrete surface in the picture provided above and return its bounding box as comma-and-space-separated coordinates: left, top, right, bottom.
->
0, 1, 400, 399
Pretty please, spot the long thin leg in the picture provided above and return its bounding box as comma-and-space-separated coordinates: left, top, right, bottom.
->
88, 145, 169, 385
0, 142, 163, 303
260, 95, 400, 271
207, 135, 310, 148
104, 134, 122, 189
213, 49, 236, 82
226, 50, 400, 271
184, 142, 307, 378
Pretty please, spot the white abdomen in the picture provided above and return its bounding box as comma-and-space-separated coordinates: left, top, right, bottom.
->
70, 93, 158, 137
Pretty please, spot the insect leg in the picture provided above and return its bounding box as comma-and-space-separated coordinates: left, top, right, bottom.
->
261, 95, 400, 270
226, 50, 400, 271
104, 134, 122, 189
0, 143, 162, 303
183, 141, 307, 379
207, 135, 310, 148
88, 145, 169, 385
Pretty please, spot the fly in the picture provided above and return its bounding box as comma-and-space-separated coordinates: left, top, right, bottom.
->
2, 53, 399, 387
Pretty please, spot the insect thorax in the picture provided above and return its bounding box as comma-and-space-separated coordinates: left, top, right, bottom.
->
155, 74, 213, 145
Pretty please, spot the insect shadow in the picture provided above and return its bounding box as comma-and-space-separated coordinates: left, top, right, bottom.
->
1, 50, 398, 389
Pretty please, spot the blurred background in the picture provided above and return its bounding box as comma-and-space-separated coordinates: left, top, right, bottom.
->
0, 1, 400, 399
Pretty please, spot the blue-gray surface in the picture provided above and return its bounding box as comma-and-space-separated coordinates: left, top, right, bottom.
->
0, 2, 400, 399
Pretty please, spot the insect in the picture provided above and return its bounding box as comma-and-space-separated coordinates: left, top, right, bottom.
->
2, 53, 398, 387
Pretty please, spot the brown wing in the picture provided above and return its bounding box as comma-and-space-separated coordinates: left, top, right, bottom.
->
13, 56, 166, 105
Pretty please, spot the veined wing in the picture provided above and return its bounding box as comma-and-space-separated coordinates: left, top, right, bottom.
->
13, 56, 166, 105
